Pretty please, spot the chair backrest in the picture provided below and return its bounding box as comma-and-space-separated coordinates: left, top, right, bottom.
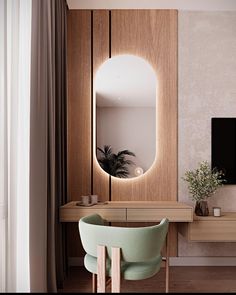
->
79, 214, 169, 263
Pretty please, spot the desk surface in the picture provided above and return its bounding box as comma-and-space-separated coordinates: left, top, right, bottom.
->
61, 200, 193, 209
194, 212, 236, 221
60, 201, 193, 222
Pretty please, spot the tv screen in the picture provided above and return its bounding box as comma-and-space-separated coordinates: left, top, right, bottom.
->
211, 118, 236, 184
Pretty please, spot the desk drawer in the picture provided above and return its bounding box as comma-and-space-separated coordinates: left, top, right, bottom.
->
188, 221, 236, 242
60, 208, 126, 222
127, 208, 193, 222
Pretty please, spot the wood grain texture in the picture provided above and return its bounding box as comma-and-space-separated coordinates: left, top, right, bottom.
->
110, 10, 178, 202
92, 10, 110, 201
61, 200, 193, 209
60, 201, 193, 224
67, 10, 178, 256
127, 208, 192, 222
60, 266, 236, 293
67, 10, 91, 258
111, 247, 121, 293
168, 224, 178, 258
67, 10, 92, 201
67, 223, 85, 260
179, 214, 236, 242
97, 245, 106, 293
165, 232, 170, 293
60, 207, 126, 222
110, 10, 178, 256
92, 273, 97, 293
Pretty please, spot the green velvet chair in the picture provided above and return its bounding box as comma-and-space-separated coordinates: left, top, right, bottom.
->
79, 214, 169, 293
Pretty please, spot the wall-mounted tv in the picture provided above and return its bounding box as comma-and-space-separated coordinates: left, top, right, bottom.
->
211, 118, 236, 184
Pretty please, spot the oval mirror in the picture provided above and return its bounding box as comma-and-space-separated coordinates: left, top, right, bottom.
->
94, 54, 157, 179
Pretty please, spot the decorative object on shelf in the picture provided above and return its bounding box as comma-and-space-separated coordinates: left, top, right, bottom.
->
97, 145, 136, 178
195, 200, 209, 216
213, 206, 221, 217
90, 194, 98, 205
182, 161, 226, 216
134, 166, 144, 177
81, 195, 90, 206
80, 194, 98, 206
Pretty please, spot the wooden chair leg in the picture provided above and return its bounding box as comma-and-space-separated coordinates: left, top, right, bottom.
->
106, 277, 111, 287
97, 245, 106, 293
165, 232, 169, 293
111, 247, 121, 293
92, 273, 97, 293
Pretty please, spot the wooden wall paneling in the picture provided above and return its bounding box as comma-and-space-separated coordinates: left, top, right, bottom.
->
67, 10, 92, 201
67, 10, 92, 258
67, 10, 178, 257
92, 10, 110, 201
110, 10, 178, 256
110, 10, 178, 202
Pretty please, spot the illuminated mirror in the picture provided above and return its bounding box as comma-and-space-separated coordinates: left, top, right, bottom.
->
94, 54, 157, 178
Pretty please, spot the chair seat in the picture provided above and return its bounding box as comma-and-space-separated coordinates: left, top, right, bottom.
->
84, 253, 162, 280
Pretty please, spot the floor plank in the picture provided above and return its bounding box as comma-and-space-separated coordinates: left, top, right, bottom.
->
59, 266, 236, 293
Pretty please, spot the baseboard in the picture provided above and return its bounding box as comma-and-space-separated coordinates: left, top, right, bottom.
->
69, 256, 236, 267
170, 257, 236, 266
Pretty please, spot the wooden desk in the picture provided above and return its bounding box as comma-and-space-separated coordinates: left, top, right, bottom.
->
178, 212, 236, 242
60, 201, 193, 223
60, 201, 193, 292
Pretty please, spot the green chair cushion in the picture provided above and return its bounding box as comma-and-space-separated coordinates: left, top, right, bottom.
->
84, 253, 162, 280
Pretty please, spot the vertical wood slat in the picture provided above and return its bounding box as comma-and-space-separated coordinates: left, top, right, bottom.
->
111, 247, 121, 293
110, 10, 178, 256
97, 245, 106, 293
110, 10, 178, 202
165, 232, 170, 293
93, 10, 110, 201
67, 10, 91, 257
67, 10, 92, 201
92, 273, 97, 293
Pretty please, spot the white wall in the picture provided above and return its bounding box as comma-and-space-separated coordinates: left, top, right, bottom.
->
96, 107, 156, 177
178, 11, 236, 256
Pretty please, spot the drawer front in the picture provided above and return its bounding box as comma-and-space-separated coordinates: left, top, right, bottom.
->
190, 221, 236, 242
60, 208, 126, 222
127, 208, 193, 222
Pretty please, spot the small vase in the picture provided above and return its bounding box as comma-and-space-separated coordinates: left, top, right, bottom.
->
195, 200, 209, 216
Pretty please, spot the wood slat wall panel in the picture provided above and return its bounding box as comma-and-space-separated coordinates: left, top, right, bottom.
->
67, 9, 178, 257
67, 10, 92, 258
110, 10, 178, 202
110, 10, 178, 256
67, 10, 92, 201
92, 10, 110, 201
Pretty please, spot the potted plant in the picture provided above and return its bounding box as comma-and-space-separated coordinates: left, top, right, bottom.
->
182, 161, 226, 216
97, 145, 136, 178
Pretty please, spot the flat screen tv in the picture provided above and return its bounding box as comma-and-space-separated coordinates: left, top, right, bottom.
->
211, 118, 236, 184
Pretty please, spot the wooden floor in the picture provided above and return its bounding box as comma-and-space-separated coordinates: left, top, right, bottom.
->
59, 266, 236, 293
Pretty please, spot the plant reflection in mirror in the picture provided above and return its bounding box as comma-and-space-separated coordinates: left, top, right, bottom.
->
97, 145, 136, 178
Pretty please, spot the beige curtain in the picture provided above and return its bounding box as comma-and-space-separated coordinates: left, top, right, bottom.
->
30, 0, 67, 292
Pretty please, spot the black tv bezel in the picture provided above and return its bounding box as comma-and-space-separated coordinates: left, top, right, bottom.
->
211, 117, 236, 185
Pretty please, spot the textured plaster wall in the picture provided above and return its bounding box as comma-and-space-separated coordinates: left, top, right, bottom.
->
178, 11, 236, 256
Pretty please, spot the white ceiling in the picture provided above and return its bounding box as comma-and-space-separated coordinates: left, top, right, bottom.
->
67, 0, 236, 10
95, 55, 156, 107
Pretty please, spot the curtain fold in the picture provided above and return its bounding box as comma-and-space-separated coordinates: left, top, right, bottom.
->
0, 0, 31, 292
30, 0, 67, 292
